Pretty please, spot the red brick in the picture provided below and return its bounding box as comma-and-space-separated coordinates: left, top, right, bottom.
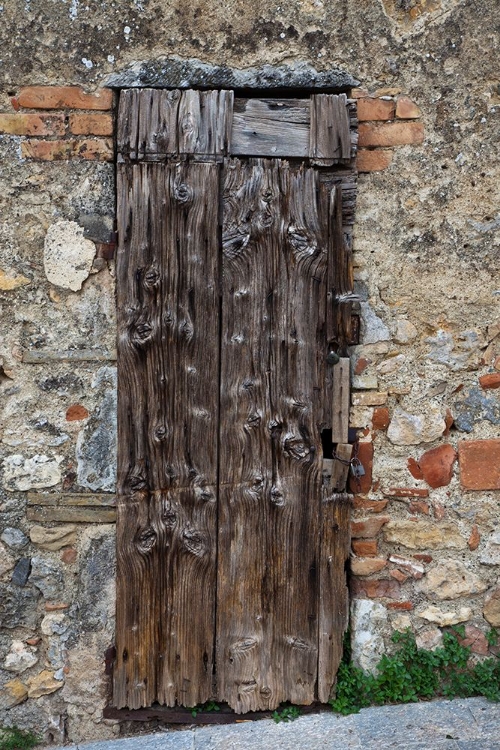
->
419, 444, 457, 489
18, 85, 113, 110
383, 487, 429, 498
387, 601, 413, 611
351, 516, 389, 538
479, 372, 500, 390
10, 97, 20, 111
407, 457, 424, 480
390, 569, 409, 583
350, 578, 401, 599
352, 539, 378, 556
468, 524, 480, 551
352, 496, 389, 513
66, 404, 89, 421
358, 121, 424, 147
354, 356, 370, 375
0, 113, 65, 136
61, 547, 77, 564
414, 553, 433, 563
372, 407, 390, 431
26, 638, 40, 646
349, 442, 373, 494
351, 88, 370, 99
409, 499, 430, 515
458, 439, 500, 490
357, 97, 396, 122
356, 148, 393, 172
21, 138, 113, 161
443, 408, 454, 436
395, 96, 421, 119
69, 113, 113, 136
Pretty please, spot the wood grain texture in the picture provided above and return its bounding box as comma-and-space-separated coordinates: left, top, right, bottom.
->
318, 492, 350, 703
217, 158, 327, 712
114, 161, 220, 709
117, 89, 233, 158
330, 444, 352, 492
310, 94, 351, 165
231, 98, 310, 157
331, 359, 350, 444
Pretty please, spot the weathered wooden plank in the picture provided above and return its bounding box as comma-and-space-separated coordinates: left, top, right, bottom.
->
231, 98, 310, 157
114, 160, 220, 710
117, 88, 140, 159
217, 158, 327, 712
318, 492, 350, 703
178, 89, 233, 154
27, 506, 116, 523
27, 492, 115, 507
310, 94, 351, 164
326, 185, 354, 349
330, 444, 353, 492
331, 359, 350, 444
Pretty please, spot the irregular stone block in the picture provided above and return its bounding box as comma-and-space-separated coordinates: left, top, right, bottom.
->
72, 533, 116, 634
0, 268, 31, 290
480, 532, 500, 565
393, 319, 417, 344
360, 301, 390, 344
458, 439, 500, 490
417, 604, 472, 627
11, 557, 31, 587
30, 524, 77, 551
384, 520, 465, 550
76, 366, 117, 492
1, 527, 29, 550
4, 640, 38, 673
44, 220, 96, 291
41, 612, 68, 636
0, 585, 40, 628
350, 557, 387, 576
2, 453, 62, 492
387, 407, 445, 445
27, 669, 63, 698
350, 599, 388, 673
351, 516, 390, 538
454, 388, 500, 433
29, 556, 64, 599
483, 586, 500, 627
417, 560, 488, 600
0, 678, 28, 709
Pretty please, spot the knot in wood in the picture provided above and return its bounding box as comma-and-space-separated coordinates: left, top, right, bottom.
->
131, 320, 154, 347
270, 485, 285, 506
143, 266, 160, 288
135, 527, 157, 555
173, 180, 193, 204
182, 528, 206, 557
284, 436, 310, 461
154, 424, 168, 442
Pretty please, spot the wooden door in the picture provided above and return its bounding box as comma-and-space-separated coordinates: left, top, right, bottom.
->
114, 89, 357, 713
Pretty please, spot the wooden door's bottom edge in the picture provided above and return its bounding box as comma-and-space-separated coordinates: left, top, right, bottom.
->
103, 702, 334, 725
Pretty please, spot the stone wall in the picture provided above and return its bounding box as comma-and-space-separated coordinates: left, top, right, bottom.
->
1, 0, 499, 742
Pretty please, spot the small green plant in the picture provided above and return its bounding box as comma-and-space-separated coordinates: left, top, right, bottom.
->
330, 627, 500, 716
486, 628, 499, 647
189, 700, 221, 717
0, 726, 39, 750
272, 704, 301, 723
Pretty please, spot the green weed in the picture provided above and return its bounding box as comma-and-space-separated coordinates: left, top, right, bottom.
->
272, 704, 301, 723
0, 726, 39, 750
330, 627, 500, 715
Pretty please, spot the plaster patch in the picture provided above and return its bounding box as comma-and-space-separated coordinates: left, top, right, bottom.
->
44, 221, 96, 292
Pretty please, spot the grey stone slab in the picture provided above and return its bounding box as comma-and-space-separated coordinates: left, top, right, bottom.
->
77, 730, 195, 750
194, 714, 362, 750
353, 700, 480, 745
106, 57, 358, 91
456, 743, 500, 750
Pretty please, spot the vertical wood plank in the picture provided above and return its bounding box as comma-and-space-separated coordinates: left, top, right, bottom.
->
330, 443, 353, 491
178, 89, 234, 155
318, 492, 350, 703
326, 185, 354, 349
217, 158, 327, 713
114, 160, 220, 709
310, 94, 351, 164
331, 358, 350, 444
